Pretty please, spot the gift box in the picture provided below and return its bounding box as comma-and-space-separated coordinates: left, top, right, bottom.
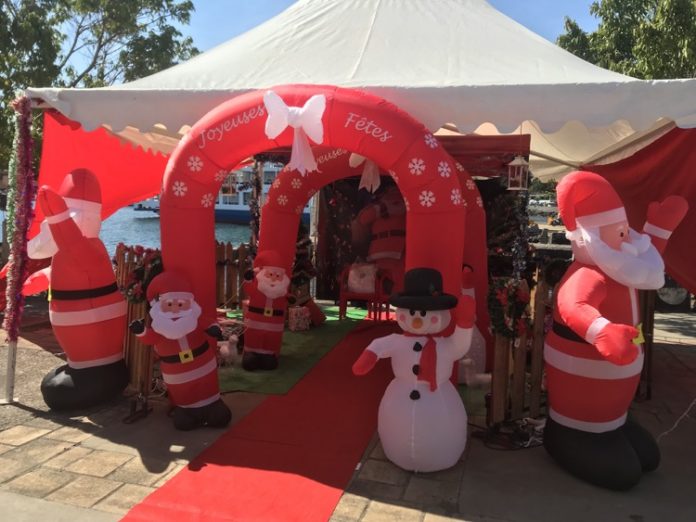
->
288, 305, 311, 331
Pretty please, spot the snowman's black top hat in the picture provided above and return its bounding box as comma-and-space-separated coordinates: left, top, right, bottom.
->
389, 268, 457, 310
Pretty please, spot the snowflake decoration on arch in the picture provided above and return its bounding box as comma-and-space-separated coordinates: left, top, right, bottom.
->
455, 162, 465, 172
450, 189, 463, 206
388, 170, 399, 182
295, 205, 303, 215
277, 194, 289, 206
408, 158, 426, 176
272, 178, 281, 189
476, 196, 483, 207
187, 155, 203, 172
404, 198, 410, 211
438, 161, 452, 178
215, 169, 229, 183
466, 179, 476, 190
424, 133, 438, 149
291, 178, 302, 190
172, 181, 188, 197
201, 193, 215, 208
419, 190, 435, 208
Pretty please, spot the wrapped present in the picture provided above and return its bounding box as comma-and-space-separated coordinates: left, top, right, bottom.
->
288, 305, 311, 331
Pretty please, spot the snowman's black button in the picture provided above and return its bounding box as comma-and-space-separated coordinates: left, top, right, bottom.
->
412, 364, 420, 375
413, 342, 422, 352
410, 390, 421, 400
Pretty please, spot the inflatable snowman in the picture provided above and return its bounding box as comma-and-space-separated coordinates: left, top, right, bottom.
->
353, 268, 475, 472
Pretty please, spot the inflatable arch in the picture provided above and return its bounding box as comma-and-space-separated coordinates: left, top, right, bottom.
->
160, 85, 482, 334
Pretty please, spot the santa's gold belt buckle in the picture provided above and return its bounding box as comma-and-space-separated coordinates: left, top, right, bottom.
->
179, 350, 194, 363
264, 307, 273, 317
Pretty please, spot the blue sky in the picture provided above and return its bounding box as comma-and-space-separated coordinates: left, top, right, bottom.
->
183, 0, 598, 52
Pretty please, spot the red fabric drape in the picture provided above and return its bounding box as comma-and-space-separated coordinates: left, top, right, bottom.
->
586, 128, 696, 294
29, 111, 168, 237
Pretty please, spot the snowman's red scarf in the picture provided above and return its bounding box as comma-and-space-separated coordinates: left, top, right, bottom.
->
401, 319, 456, 392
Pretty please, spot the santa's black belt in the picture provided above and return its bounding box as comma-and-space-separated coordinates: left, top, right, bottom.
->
552, 320, 588, 344
248, 305, 284, 317
371, 229, 406, 240
50, 282, 119, 301
159, 341, 208, 364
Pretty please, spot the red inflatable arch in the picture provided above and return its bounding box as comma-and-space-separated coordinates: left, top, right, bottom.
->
160, 85, 479, 336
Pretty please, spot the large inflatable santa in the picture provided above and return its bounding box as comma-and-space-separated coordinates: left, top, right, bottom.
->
543, 170, 688, 490
241, 250, 294, 371
353, 268, 475, 472
130, 271, 231, 430
354, 185, 406, 292
27, 169, 128, 410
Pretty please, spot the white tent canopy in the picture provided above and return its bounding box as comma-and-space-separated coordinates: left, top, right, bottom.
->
26, 0, 696, 179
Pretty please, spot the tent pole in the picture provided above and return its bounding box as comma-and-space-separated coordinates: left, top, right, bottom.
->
1, 341, 18, 404
528, 150, 580, 169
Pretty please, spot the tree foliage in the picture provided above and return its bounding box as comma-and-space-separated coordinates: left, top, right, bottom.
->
557, 0, 696, 79
1, 0, 199, 170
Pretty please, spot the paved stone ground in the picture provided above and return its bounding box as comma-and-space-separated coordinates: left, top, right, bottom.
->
1, 301, 695, 521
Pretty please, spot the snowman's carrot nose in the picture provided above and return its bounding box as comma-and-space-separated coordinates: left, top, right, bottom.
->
411, 317, 423, 329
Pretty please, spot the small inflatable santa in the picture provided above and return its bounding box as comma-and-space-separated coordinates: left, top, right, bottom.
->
241, 250, 293, 371
353, 268, 475, 472
543, 170, 688, 490
354, 185, 406, 292
28, 169, 128, 410
130, 271, 231, 430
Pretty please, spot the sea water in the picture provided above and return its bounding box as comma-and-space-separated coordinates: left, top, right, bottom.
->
0, 207, 252, 256
100, 207, 251, 255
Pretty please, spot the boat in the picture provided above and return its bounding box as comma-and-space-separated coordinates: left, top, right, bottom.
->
133, 164, 311, 225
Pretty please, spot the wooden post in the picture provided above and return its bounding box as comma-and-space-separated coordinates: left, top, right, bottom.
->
238, 243, 249, 302
528, 277, 548, 418
215, 241, 225, 305
639, 289, 656, 400
490, 333, 510, 425
509, 331, 528, 420
225, 242, 234, 306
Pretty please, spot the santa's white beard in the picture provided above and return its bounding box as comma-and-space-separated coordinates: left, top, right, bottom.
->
573, 227, 665, 290
149, 301, 202, 340
257, 274, 290, 299
27, 211, 102, 259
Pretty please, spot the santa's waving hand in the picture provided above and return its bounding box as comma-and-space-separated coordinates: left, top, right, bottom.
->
543, 170, 688, 492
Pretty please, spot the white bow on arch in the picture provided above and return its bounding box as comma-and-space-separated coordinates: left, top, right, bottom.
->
264, 90, 326, 176
350, 153, 381, 193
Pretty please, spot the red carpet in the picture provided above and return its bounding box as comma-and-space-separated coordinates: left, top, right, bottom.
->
124, 321, 396, 522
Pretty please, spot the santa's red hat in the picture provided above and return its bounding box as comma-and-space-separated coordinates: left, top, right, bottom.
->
146, 271, 194, 303
557, 171, 627, 232
58, 168, 102, 214
253, 250, 284, 270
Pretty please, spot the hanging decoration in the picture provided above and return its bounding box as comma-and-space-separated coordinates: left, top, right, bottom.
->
121, 246, 164, 304
263, 90, 326, 175
3, 96, 37, 343
350, 153, 381, 193
248, 157, 264, 258
511, 189, 530, 282
487, 277, 531, 338
507, 155, 530, 191
2, 96, 37, 404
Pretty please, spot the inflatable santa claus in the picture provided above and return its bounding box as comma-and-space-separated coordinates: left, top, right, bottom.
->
130, 271, 231, 430
353, 268, 475, 472
28, 169, 128, 410
241, 250, 293, 371
354, 185, 406, 292
543, 170, 688, 490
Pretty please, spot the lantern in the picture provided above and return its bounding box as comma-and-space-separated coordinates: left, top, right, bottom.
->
507, 155, 529, 191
